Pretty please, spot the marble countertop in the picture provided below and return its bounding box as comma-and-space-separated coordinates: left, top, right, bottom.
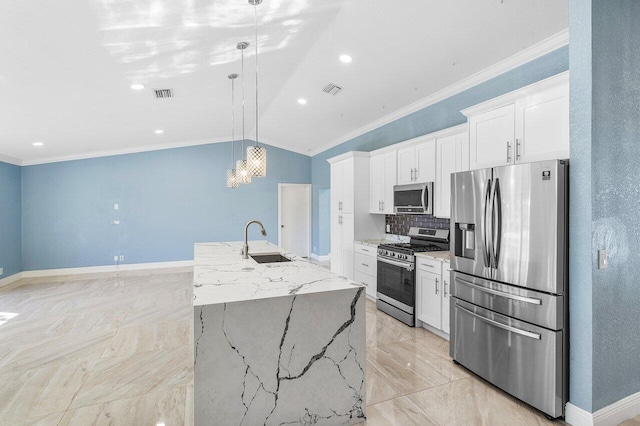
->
415, 251, 451, 262
354, 234, 409, 248
193, 241, 362, 306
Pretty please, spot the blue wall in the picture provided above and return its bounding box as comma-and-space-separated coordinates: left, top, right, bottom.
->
310, 46, 570, 256
568, 0, 594, 413
0, 161, 22, 278
590, 0, 640, 411
21, 142, 311, 270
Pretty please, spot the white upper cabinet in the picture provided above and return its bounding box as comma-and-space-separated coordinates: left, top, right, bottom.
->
330, 160, 354, 214
397, 138, 436, 185
435, 129, 469, 219
468, 104, 516, 170
463, 72, 569, 171
370, 151, 396, 214
514, 82, 569, 163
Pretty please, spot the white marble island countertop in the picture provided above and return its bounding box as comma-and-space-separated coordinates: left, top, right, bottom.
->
193, 240, 362, 306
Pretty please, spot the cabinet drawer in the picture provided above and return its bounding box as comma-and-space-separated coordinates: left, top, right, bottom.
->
355, 253, 377, 276
416, 257, 442, 273
354, 270, 376, 297
354, 243, 377, 256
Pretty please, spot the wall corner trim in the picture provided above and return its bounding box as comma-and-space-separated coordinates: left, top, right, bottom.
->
566, 391, 640, 426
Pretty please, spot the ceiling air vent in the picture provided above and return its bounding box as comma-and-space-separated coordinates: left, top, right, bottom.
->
154, 88, 174, 98
322, 82, 343, 96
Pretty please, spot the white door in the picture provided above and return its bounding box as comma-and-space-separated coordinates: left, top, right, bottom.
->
436, 135, 456, 218
340, 213, 355, 280
415, 139, 436, 183
279, 184, 311, 258
397, 146, 415, 185
330, 213, 343, 275
382, 151, 397, 214
369, 154, 384, 214
417, 271, 442, 329
330, 162, 343, 214
469, 104, 515, 170
515, 83, 569, 163
455, 131, 470, 172
441, 268, 451, 334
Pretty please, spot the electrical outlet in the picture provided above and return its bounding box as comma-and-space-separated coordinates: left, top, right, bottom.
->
119, 255, 125, 262
113, 203, 119, 210
114, 256, 118, 262
0, 267, 3, 276
598, 249, 608, 269
386, 224, 391, 233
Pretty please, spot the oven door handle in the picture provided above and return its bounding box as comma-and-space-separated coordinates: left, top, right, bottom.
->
377, 256, 414, 271
455, 302, 541, 340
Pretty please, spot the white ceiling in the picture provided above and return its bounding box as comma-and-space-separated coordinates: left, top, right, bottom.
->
0, 0, 567, 164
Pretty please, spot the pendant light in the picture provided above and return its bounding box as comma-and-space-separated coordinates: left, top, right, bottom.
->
236, 41, 252, 184
247, 0, 267, 177
226, 73, 239, 189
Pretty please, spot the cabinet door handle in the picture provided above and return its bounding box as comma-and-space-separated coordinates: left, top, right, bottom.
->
415, 168, 418, 179
362, 248, 369, 252
420, 263, 434, 268
506, 141, 512, 163
444, 280, 448, 297
339, 201, 342, 211
381, 200, 384, 211
410, 168, 414, 181
435, 278, 439, 295
516, 138, 521, 161
362, 263, 369, 267
338, 215, 342, 225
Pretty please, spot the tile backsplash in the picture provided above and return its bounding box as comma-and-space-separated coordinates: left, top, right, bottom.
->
386, 214, 450, 236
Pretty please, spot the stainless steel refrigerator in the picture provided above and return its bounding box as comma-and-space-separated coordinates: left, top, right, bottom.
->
449, 159, 568, 419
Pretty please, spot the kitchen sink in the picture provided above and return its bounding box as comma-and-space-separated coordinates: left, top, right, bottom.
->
249, 253, 292, 264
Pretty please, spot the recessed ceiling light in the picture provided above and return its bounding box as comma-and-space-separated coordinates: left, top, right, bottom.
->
298, 98, 307, 105
339, 54, 352, 63
32, 142, 44, 147
131, 84, 145, 90
155, 129, 164, 134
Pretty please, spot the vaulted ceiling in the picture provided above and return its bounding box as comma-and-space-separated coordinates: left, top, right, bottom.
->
0, 0, 567, 164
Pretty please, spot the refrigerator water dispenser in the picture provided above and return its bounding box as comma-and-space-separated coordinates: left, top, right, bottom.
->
455, 223, 475, 259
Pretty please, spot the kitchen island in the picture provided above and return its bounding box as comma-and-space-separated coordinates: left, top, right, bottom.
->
193, 241, 366, 425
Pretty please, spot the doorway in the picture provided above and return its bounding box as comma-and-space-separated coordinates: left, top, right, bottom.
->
278, 184, 311, 258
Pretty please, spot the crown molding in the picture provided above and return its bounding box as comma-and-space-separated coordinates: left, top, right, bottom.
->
0, 153, 22, 166
308, 29, 569, 157
14, 135, 310, 167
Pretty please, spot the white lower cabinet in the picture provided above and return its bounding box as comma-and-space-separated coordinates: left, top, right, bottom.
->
442, 262, 451, 334
416, 256, 450, 335
354, 243, 377, 298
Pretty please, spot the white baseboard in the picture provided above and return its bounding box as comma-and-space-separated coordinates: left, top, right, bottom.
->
417, 320, 450, 341
20, 260, 194, 279
566, 390, 640, 426
310, 253, 330, 262
0, 272, 25, 289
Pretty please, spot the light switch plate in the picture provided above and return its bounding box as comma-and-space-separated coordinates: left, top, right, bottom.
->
598, 249, 608, 269
0, 267, 3, 276
114, 204, 119, 210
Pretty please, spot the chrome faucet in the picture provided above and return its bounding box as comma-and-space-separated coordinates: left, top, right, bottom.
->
243, 220, 267, 259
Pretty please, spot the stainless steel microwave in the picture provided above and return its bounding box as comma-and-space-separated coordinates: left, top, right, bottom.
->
394, 183, 433, 214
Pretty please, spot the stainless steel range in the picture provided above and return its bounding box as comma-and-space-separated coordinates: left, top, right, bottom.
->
376, 227, 449, 326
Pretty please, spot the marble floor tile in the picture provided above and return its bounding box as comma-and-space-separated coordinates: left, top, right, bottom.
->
0, 360, 95, 422
69, 346, 192, 408
0, 270, 570, 425
102, 319, 191, 358
364, 396, 435, 426
59, 385, 188, 426
365, 361, 402, 406
621, 416, 640, 426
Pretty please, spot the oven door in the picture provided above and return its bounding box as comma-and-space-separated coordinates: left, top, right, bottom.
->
376, 257, 415, 313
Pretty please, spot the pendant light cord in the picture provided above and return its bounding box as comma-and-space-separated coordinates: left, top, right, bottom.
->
254, 2, 259, 147
241, 45, 246, 158
231, 77, 235, 167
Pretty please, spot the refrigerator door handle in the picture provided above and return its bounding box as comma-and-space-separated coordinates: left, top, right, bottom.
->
488, 178, 497, 268
492, 178, 502, 267
455, 302, 541, 340
483, 178, 492, 268
455, 277, 542, 305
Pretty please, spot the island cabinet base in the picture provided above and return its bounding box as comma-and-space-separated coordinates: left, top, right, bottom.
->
194, 287, 366, 425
